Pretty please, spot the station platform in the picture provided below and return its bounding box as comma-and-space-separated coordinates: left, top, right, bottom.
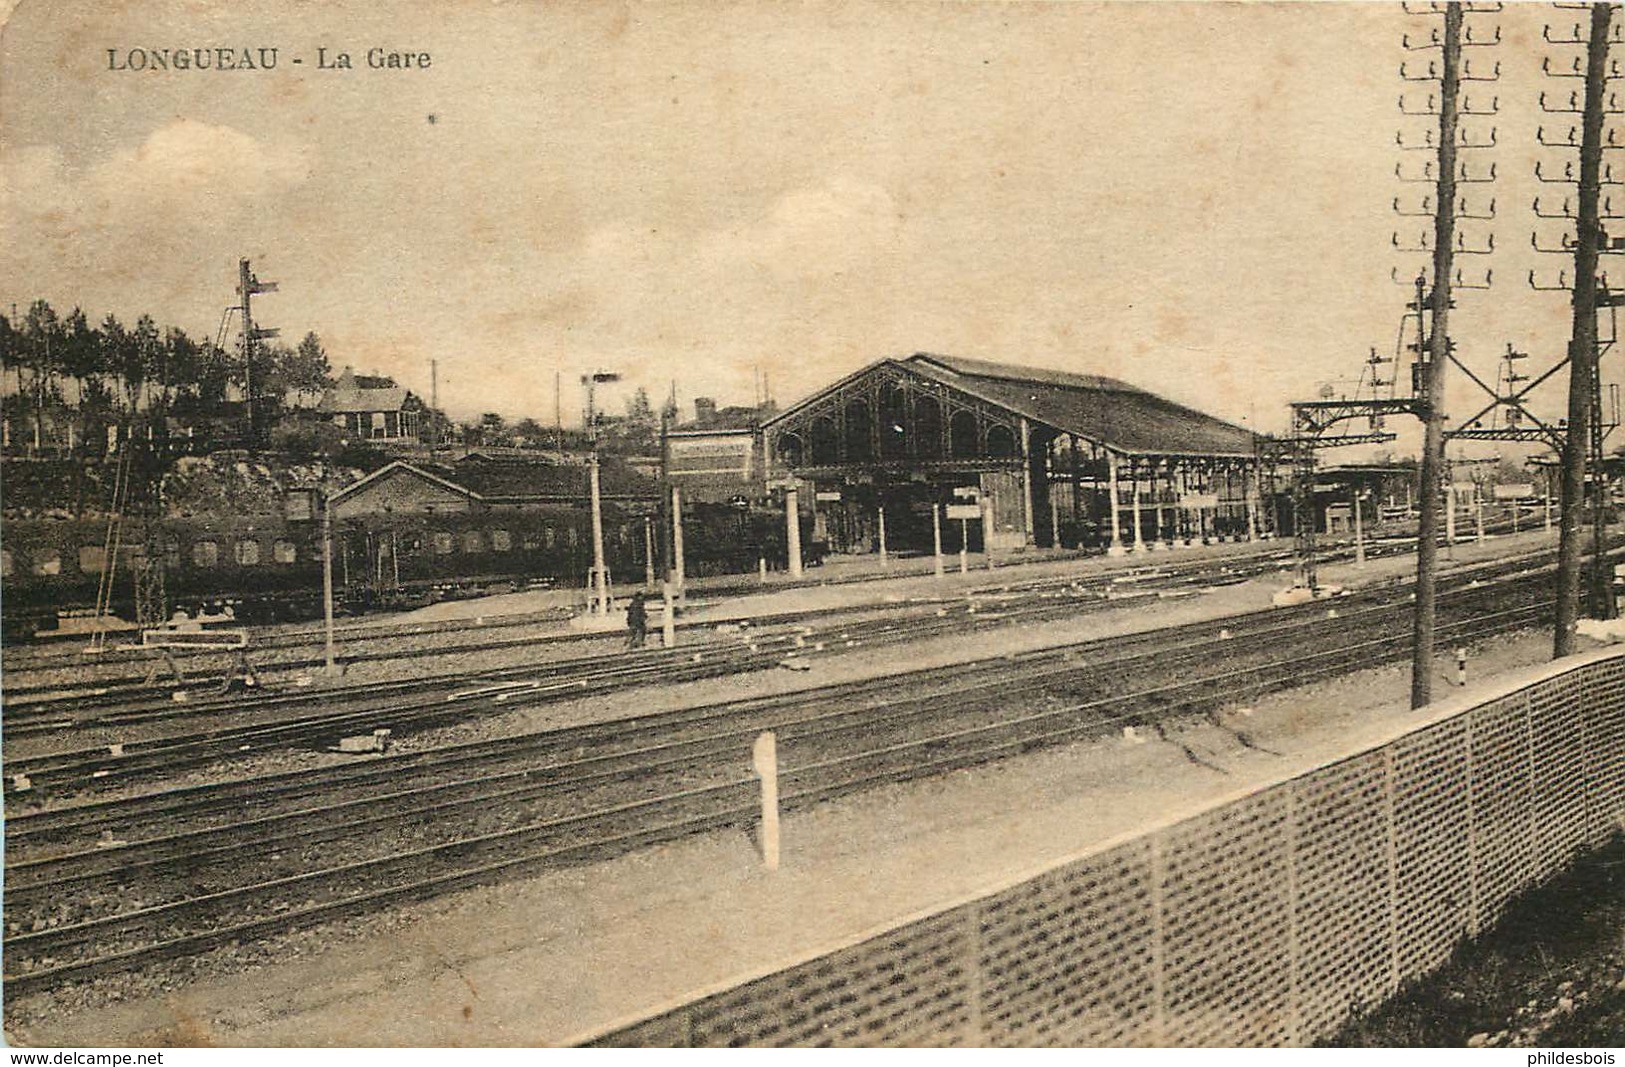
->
4, 528, 1568, 1047
394, 537, 1285, 630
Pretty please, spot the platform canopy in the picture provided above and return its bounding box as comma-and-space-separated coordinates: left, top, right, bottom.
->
763, 352, 1260, 471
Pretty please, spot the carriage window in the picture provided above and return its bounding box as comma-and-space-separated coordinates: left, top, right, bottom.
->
273, 540, 297, 564
0, 549, 12, 577
235, 540, 262, 566
78, 545, 106, 573
543, 526, 557, 549
461, 531, 484, 554
566, 526, 579, 547
490, 528, 512, 552
32, 549, 61, 576
432, 531, 454, 555
192, 541, 219, 567
522, 532, 541, 550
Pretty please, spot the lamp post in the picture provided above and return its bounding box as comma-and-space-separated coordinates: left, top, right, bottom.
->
322, 491, 337, 676
582, 370, 620, 616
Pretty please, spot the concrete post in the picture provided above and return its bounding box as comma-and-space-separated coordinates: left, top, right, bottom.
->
322, 498, 337, 676
1245, 465, 1259, 542
589, 451, 610, 615
1129, 461, 1143, 553
982, 497, 996, 569
752, 731, 780, 871
877, 505, 889, 568
662, 580, 676, 648
1107, 452, 1124, 555
671, 484, 686, 598
785, 485, 804, 579
1446, 482, 1457, 547
960, 518, 970, 574
932, 502, 944, 578
644, 517, 656, 591
1353, 484, 1366, 567
1020, 417, 1035, 547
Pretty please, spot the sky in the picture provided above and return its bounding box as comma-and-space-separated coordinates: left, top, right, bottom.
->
0, 0, 1612, 455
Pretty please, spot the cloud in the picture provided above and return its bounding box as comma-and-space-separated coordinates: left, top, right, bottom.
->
2, 120, 311, 239
695, 176, 902, 282
556, 177, 905, 397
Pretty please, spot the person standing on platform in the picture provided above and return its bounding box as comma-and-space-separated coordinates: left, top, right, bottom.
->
626, 590, 648, 650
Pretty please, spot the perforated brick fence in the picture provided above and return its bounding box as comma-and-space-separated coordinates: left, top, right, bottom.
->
581, 650, 1625, 1047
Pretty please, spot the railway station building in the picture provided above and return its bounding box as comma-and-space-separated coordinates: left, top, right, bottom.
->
759, 354, 1267, 558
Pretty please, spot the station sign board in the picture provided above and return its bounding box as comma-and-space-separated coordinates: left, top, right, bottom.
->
667, 431, 754, 481
952, 486, 980, 500
815, 491, 842, 502
284, 488, 317, 522
946, 503, 982, 521
1493, 483, 1536, 500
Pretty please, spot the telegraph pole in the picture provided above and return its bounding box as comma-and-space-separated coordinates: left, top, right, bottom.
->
237, 259, 277, 451
429, 359, 440, 449
1553, 3, 1615, 655
1410, 2, 1463, 710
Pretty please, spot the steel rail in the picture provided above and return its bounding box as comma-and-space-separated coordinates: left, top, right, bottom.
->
1, 592, 1545, 996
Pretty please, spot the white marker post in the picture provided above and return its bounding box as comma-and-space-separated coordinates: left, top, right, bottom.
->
877, 505, 889, 568
752, 731, 780, 871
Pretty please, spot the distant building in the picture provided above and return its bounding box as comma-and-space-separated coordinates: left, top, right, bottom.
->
666, 397, 777, 505
689, 396, 777, 431
327, 453, 656, 520
320, 368, 425, 442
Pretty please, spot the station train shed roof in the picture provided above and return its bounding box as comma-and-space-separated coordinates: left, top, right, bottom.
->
764, 353, 1262, 459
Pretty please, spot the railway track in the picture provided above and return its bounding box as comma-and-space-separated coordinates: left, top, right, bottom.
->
1, 564, 1553, 996
2, 542, 1304, 704
1, 536, 1563, 799
1, 552, 1321, 788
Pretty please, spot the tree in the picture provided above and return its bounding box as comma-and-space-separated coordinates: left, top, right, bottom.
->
22, 300, 61, 449
117, 314, 159, 412
0, 310, 16, 401
160, 326, 200, 415
603, 386, 658, 452
191, 340, 234, 414
513, 417, 547, 446
466, 412, 507, 446
246, 341, 291, 415
284, 332, 334, 408
99, 314, 132, 413
60, 308, 101, 408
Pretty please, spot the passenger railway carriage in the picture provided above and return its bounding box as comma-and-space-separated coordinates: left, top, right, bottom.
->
0, 455, 806, 638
